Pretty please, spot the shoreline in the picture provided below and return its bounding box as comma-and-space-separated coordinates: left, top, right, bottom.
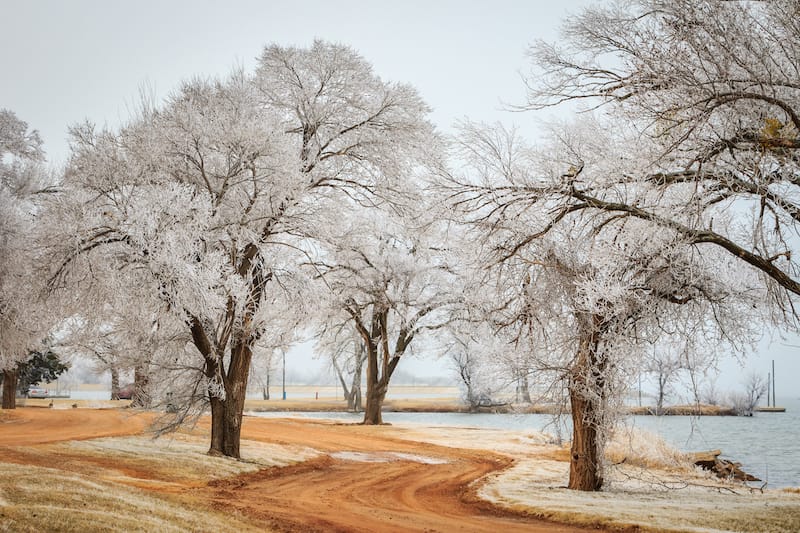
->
19, 395, 774, 416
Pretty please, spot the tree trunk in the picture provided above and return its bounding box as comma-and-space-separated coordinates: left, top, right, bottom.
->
208, 395, 225, 456
205, 241, 268, 458
110, 367, 120, 401
359, 310, 407, 425
568, 385, 603, 491
656, 373, 666, 415
360, 314, 384, 424
353, 382, 362, 411
213, 339, 254, 458
520, 371, 532, 404
334, 359, 352, 407
568, 318, 607, 491
361, 327, 386, 424
363, 379, 387, 425
131, 364, 150, 408
2, 368, 18, 409
348, 358, 364, 412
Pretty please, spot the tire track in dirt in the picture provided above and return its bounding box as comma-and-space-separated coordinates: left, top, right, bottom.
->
204, 454, 585, 532
193, 417, 595, 532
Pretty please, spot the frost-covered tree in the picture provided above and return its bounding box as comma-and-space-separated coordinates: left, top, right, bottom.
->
443, 324, 510, 411
65, 296, 190, 407
314, 318, 367, 411
726, 370, 769, 416
47, 41, 436, 456
445, 119, 764, 490
0, 109, 55, 409
312, 206, 458, 424
527, 0, 800, 308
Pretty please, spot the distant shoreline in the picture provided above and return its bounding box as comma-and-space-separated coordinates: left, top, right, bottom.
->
22, 393, 783, 417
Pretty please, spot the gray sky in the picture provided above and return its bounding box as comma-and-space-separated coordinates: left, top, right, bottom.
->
2, 0, 796, 399
1, 0, 584, 165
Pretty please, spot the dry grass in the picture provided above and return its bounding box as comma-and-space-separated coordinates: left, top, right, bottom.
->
65, 432, 319, 484
606, 426, 692, 471
0, 462, 263, 532
0, 430, 319, 532
244, 396, 463, 413
626, 404, 735, 416
19, 398, 131, 409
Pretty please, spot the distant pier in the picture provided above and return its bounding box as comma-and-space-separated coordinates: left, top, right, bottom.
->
755, 406, 786, 413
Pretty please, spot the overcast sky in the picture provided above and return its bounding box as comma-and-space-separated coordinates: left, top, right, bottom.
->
2, 0, 796, 399
1, 0, 588, 165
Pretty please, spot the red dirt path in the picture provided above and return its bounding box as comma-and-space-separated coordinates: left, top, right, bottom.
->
0, 408, 598, 532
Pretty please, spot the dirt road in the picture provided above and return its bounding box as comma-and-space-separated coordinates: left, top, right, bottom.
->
0, 409, 593, 532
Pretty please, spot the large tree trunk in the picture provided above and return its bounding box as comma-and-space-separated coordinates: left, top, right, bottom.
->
194, 323, 254, 459
362, 338, 383, 424
205, 242, 267, 458
208, 395, 225, 455
363, 379, 387, 425
361, 314, 383, 424
568, 318, 607, 491
569, 386, 603, 491
2, 368, 18, 409
110, 367, 120, 401
212, 339, 254, 458
359, 310, 407, 425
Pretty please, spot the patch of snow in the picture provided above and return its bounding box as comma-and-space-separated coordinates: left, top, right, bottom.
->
331, 451, 447, 464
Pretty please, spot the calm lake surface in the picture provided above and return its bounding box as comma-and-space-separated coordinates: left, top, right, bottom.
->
252, 396, 800, 488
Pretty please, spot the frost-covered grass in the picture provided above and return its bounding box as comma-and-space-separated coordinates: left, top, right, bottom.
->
480, 459, 800, 532
0, 462, 263, 532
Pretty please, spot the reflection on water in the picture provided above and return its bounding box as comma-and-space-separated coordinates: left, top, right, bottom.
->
252, 397, 800, 488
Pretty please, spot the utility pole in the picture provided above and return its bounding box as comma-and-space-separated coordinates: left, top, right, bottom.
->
265, 361, 270, 400
638, 373, 642, 407
772, 359, 776, 407
282, 349, 286, 400
767, 371, 771, 407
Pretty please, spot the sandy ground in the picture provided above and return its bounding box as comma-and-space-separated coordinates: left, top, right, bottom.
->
2, 407, 799, 532
0, 408, 590, 532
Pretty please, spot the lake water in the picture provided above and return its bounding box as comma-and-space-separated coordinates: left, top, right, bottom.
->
251, 397, 800, 488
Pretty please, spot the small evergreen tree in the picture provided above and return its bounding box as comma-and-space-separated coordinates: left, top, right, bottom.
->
16, 349, 69, 395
